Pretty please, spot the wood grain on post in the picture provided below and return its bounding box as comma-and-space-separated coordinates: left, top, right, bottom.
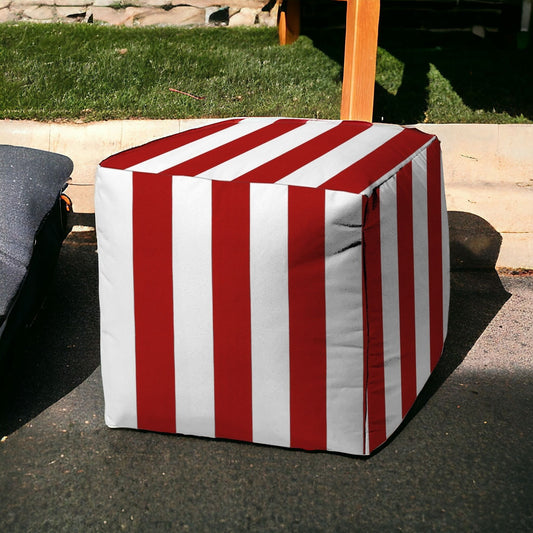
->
337, 0, 380, 121
277, 0, 379, 121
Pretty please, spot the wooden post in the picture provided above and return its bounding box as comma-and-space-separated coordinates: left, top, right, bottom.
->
278, 0, 301, 45
339, 0, 380, 121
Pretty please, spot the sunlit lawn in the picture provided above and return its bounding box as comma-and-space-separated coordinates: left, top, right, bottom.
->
1, 22, 531, 123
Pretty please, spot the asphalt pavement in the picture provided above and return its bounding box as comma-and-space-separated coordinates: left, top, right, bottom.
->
0, 218, 531, 532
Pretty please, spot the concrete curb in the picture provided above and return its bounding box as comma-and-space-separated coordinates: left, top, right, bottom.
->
1, 119, 531, 268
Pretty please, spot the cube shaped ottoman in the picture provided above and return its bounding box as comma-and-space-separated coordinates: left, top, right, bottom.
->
95, 117, 449, 456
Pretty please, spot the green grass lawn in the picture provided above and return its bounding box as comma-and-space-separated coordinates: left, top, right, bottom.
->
0, 22, 531, 123
0, 24, 342, 122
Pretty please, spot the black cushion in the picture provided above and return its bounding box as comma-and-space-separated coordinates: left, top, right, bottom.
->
0, 145, 73, 319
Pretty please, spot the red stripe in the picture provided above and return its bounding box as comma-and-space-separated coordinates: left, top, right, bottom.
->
396, 163, 417, 417
426, 141, 445, 370
361, 196, 369, 455
160, 119, 306, 177
234, 121, 372, 184
101, 119, 242, 170
211, 180, 253, 442
132, 172, 176, 433
288, 186, 327, 450
362, 189, 386, 453
319, 128, 432, 195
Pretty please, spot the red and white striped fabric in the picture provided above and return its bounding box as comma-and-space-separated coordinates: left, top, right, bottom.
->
95, 117, 449, 455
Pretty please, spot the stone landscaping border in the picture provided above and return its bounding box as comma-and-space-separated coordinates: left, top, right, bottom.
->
0, 0, 278, 27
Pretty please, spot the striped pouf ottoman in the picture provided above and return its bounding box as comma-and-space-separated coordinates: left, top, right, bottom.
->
95, 117, 449, 456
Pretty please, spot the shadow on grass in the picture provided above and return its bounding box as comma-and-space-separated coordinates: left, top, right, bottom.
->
301, 1, 533, 123
375, 28, 533, 123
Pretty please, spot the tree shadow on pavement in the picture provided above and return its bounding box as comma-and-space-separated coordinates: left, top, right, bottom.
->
0, 214, 99, 437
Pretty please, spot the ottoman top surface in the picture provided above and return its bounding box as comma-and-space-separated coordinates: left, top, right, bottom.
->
101, 118, 436, 196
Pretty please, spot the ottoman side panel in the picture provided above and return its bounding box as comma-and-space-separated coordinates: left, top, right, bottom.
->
171, 179, 368, 454
95, 166, 137, 429
412, 139, 450, 380
363, 137, 450, 454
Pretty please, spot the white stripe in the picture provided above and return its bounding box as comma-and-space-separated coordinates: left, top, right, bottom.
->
127, 117, 279, 173
412, 151, 431, 392
325, 189, 365, 455
198, 120, 341, 181
441, 156, 450, 338
172, 175, 215, 438
250, 183, 291, 447
95, 166, 137, 429
378, 177, 403, 437
277, 124, 403, 188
